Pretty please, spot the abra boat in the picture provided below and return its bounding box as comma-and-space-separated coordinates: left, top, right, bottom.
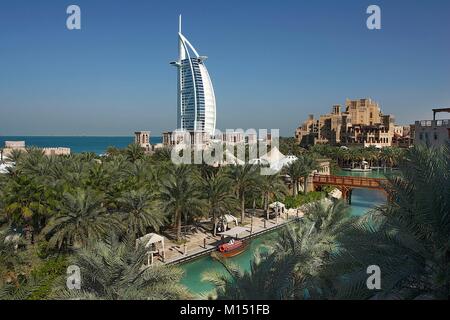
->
343, 160, 372, 172
217, 240, 248, 258
216, 226, 250, 258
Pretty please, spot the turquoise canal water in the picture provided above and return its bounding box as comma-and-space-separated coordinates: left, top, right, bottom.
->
180, 170, 390, 296
0, 136, 163, 155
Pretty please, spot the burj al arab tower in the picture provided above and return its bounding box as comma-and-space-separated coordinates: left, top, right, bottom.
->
170, 15, 216, 136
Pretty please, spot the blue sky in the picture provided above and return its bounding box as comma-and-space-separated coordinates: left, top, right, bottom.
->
0, 0, 449, 136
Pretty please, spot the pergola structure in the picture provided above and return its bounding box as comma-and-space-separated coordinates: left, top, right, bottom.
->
136, 233, 166, 266
432, 108, 450, 120
218, 226, 250, 239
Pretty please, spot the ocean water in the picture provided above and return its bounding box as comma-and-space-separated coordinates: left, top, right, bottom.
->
0, 136, 163, 155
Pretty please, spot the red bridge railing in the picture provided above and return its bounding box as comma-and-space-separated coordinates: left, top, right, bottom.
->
312, 174, 387, 190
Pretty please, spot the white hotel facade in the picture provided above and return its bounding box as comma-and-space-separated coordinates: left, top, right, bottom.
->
170, 15, 216, 136
163, 16, 272, 149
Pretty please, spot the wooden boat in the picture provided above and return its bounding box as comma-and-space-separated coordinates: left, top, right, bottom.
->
217, 240, 248, 258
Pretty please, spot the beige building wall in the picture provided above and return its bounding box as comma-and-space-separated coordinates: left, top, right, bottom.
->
295, 98, 396, 147
1, 141, 70, 160
345, 98, 381, 125
134, 131, 151, 152
415, 119, 450, 147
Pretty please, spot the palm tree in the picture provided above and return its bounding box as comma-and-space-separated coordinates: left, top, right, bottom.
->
3, 175, 53, 242
285, 160, 302, 196
126, 143, 145, 163
259, 173, 288, 219
116, 189, 166, 237
329, 144, 450, 299
298, 154, 319, 194
54, 237, 190, 300
105, 146, 121, 157
198, 172, 237, 236
226, 164, 259, 223
151, 147, 172, 162
0, 275, 47, 300
202, 251, 297, 299
286, 155, 317, 196
42, 189, 120, 249
4, 149, 24, 163
203, 200, 352, 299
159, 165, 203, 241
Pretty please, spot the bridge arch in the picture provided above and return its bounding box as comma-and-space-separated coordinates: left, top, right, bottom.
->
312, 174, 388, 204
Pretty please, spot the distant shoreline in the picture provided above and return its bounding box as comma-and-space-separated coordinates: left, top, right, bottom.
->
0, 136, 163, 155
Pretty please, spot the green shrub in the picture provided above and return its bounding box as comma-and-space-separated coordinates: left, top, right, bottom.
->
28, 257, 68, 300
284, 191, 326, 209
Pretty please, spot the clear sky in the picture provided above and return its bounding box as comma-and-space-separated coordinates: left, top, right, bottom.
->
0, 0, 449, 136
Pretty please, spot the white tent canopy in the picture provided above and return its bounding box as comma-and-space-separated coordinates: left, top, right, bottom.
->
269, 201, 285, 209
136, 233, 164, 248
248, 158, 270, 166
136, 233, 165, 265
218, 226, 250, 237
259, 147, 298, 173
261, 146, 285, 164
269, 201, 286, 215
223, 214, 238, 226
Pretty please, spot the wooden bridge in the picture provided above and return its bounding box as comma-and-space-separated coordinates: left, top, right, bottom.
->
312, 174, 388, 204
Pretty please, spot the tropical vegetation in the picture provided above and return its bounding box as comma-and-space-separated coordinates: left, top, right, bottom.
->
0, 141, 447, 300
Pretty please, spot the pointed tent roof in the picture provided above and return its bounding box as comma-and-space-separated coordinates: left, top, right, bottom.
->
261, 146, 286, 164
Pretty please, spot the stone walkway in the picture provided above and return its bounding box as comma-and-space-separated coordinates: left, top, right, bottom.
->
152, 209, 304, 266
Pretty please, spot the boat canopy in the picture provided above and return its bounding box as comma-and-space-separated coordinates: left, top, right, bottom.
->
218, 226, 250, 237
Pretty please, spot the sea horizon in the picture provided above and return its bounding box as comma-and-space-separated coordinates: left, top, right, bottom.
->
0, 136, 163, 155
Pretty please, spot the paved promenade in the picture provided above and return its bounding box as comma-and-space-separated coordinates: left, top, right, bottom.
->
156, 209, 304, 265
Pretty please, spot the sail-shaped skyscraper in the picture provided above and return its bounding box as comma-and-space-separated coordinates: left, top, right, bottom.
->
170, 15, 216, 136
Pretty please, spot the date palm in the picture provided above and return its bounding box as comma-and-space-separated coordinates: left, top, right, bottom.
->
42, 189, 121, 249
259, 173, 288, 218
226, 164, 259, 223
198, 172, 237, 236
116, 189, 166, 237
297, 154, 318, 194
329, 144, 450, 299
54, 237, 190, 300
160, 165, 203, 241
4, 149, 24, 164
126, 143, 145, 163
285, 160, 303, 196
203, 200, 352, 300
202, 251, 297, 300
3, 176, 53, 241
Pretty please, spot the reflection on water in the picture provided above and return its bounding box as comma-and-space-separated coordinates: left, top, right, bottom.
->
180, 170, 389, 295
